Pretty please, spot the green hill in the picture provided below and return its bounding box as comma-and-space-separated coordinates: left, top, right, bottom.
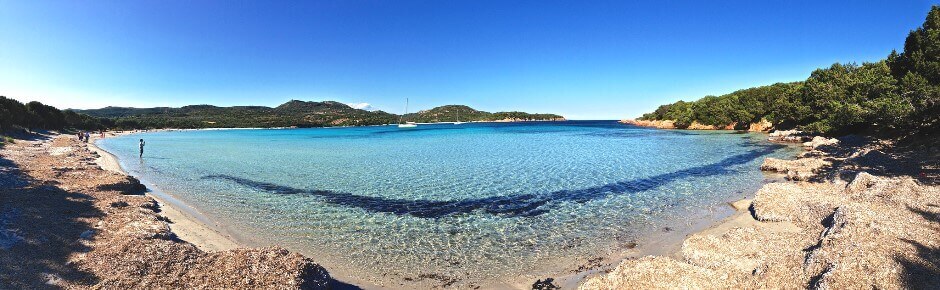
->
75, 100, 399, 129
72, 101, 564, 129
403, 105, 565, 123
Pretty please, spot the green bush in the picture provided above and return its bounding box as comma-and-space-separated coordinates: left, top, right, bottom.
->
639, 6, 940, 137
2, 96, 106, 132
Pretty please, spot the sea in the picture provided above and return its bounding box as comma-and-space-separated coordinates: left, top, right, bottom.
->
97, 120, 798, 288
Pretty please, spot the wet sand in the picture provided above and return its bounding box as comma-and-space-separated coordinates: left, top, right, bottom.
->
88, 139, 241, 252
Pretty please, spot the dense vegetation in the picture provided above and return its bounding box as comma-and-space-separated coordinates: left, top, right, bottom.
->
2, 97, 565, 134
403, 105, 565, 123
79, 101, 563, 129
76, 100, 400, 129
640, 6, 940, 136
1, 96, 106, 132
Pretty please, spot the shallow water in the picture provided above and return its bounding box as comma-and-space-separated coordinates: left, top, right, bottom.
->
99, 121, 796, 288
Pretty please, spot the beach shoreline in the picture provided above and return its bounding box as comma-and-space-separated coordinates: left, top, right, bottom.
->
579, 133, 939, 289
89, 132, 394, 289
88, 139, 243, 252
0, 133, 331, 289
89, 128, 798, 289
8, 128, 934, 289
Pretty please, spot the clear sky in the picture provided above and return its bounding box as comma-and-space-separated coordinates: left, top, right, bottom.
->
1, 1, 936, 119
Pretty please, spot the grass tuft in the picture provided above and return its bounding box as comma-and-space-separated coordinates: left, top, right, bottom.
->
1, 135, 14, 145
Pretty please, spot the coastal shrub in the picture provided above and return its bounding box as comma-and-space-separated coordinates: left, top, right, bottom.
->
798, 61, 905, 135
640, 100, 695, 128
638, 6, 940, 137
1, 96, 106, 132
1, 136, 13, 145
888, 6, 940, 133
762, 82, 805, 128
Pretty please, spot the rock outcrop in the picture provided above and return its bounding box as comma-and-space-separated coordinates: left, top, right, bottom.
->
685, 121, 724, 130
618, 119, 676, 129
620, 118, 773, 132
747, 119, 774, 132
493, 117, 567, 122
768, 129, 811, 143
760, 157, 831, 181
802, 136, 840, 149
580, 140, 940, 289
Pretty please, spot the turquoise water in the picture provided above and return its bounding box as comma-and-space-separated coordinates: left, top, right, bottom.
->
98, 121, 794, 288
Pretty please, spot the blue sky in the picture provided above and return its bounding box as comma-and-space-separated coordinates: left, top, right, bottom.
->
0, 1, 935, 119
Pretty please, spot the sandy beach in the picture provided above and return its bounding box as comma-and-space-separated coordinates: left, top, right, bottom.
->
87, 139, 242, 252
3, 2, 939, 288
0, 133, 331, 289
84, 129, 788, 290
3, 130, 937, 289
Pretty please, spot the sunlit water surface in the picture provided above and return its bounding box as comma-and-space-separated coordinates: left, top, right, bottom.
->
99, 121, 796, 288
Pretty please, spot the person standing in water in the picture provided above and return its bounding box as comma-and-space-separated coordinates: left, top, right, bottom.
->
139, 139, 146, 158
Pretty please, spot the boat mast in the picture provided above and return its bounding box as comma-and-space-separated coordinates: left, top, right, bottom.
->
399, 98, 409, 124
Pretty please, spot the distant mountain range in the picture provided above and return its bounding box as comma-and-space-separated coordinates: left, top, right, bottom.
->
73, 100, 565, 129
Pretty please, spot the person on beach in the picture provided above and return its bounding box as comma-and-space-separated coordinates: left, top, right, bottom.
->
84, 132, 90, 143
77, 131, 84, 142
139, 139, 145, 158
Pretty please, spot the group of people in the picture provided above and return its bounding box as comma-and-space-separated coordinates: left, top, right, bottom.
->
75, 130, 146, 158
76, 131, 106, 143
76, 131, 92, 143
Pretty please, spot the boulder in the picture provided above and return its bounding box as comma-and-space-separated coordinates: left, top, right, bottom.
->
760, 157, 830, 181
747, 119, 774, 132
768, 130, 810, 143
96, 176, 148, 195
802, 136, 839, 149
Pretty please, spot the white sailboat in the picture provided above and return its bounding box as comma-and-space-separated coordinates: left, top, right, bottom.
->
454, 108, 465, 125
398, 98, 417, 128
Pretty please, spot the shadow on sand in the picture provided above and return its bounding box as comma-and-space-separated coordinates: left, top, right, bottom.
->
896, 205, 940, 288
0, 148, 103, 288
812, 135, 939, 186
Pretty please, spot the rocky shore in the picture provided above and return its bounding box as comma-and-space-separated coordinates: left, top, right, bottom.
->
619, 118, 774, 132
0, 134, 332, 289
580, 132, 939, 289
618, 119, 677, 129
491, 117, 568, 122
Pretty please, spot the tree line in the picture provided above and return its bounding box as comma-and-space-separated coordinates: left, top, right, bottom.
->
1, 98, 564, 133
640, 6, 940, 136
1, 96, 107, 132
